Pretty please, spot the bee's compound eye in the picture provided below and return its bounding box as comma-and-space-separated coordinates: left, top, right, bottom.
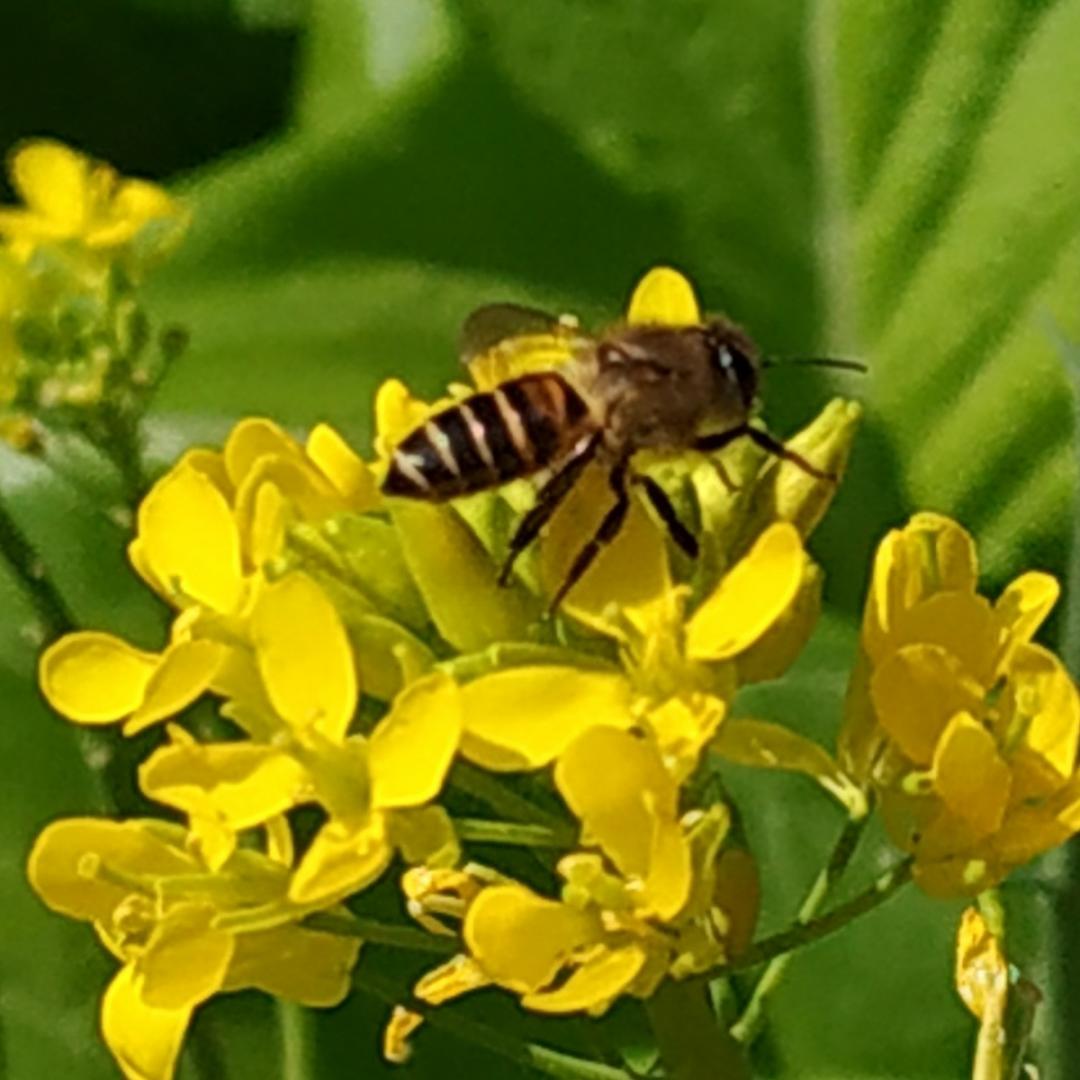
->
715, 343, 757, 406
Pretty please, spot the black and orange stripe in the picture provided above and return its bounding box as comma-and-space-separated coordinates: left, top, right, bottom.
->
383, 372, 594, 501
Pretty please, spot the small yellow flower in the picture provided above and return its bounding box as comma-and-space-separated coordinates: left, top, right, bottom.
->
450, 521, 824, 788
28, 817, 360, 1080
840, 513, 1080, 895
0, 139, 187, 263
412, 727, 756, 1016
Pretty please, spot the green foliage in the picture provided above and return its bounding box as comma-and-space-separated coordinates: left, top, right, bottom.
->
2, 0, 1078, 1077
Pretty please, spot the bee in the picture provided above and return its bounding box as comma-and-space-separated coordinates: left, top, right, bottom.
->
382, 302, 862, 611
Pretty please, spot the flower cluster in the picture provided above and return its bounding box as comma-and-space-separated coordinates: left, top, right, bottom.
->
840, 512, 1080, 895
25, 258, 1080, 1079
0, 140, 186, 455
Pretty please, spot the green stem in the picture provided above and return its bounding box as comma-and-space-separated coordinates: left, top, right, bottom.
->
356, 968, 633, 1080
302, 911, 458, 955
96, 403, 149, 505
729, 814, 870, 1044
731, 857, 914, 977
454, 817, 575, 848
451, 760, 564, 828
0, 496, 74, 636
646, 979, 751, 1080
278, 1000, 314, 1080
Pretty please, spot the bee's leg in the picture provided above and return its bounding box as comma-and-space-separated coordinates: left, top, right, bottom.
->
498, 433, 601, 586
743, 427, 836, 482
548, 459, 630, 613
632, 474, 699, 558
695, 425, 836, 483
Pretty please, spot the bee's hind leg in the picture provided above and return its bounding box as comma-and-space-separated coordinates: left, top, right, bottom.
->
498, 432, 601, 586
632, 474, 698, 559
548, 458, 630, 614
742, 427, 836, 482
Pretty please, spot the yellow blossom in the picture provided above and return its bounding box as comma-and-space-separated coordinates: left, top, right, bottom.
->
0, 139, 187, 263
840, 513, 1080, 895
412, 728, 756, 1016
27, 817, 360, 1080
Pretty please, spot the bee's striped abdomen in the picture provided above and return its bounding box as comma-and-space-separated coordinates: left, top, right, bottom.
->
383, 373, 594, 501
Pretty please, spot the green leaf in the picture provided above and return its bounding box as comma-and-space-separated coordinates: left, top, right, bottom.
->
823, 0, 1080, 584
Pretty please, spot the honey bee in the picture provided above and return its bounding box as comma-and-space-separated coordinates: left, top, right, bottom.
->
382, 302, 862, 610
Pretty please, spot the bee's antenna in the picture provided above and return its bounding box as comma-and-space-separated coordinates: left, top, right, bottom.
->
763, 356, 868, 373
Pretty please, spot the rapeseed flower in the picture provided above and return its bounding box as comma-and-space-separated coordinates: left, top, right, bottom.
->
27, 818, 359, 1080
840, 513, 1080, 895
30, 264, 870, 1071
411, 726, 757, 1016
0, 139, 186, 266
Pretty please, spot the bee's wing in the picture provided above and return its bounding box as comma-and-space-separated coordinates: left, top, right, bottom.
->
460, 303, 591, 390
459, 303, 564, 362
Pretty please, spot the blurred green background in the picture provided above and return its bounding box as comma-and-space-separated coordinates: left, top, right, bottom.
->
3, 0, 1080, 1077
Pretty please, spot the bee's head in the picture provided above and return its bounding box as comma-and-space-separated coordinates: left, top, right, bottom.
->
706, 321, 759, 410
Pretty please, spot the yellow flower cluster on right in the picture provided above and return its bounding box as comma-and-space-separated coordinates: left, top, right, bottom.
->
841, 512, 1080, 895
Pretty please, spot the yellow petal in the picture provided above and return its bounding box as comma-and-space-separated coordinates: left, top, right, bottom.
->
389, 805, 460, 866
124, 640, 225, 735
523, 943, 647, 1014
224, 922, 361, 1006
39, 631, 157, 724
626, 266, 701, 327
251, 572, 358, 741
1004, 644, 1080, 799
461, 667, 632, 771
908, 512, 979, 594
306, 423, 379, 506
138, 464, 244, 612
735, 558, 822, 684
686, 523, 804, 660
101, 964, 193, 1080
932, 712, 1010, 838
464, 884, 601, 992
713, 718, 866, 816
249, 481, 288, 569
892, 591, 999, 687
870, 644, 984, 766
539, 465, 671, 632
374, 379, 435, 459
27, 818, 193, 924
223, 417, 301, 489
289, 817, 392, 905
139, 741, 307, 848
138, 904, 234, 1009
391, 501, 534, 652
955, 907, 1008, 1021
995, 571, 1060, 652
643, 817, 693, 921
369, 674, 462, 808
555, 726, 677, 879
10, 139, 88, 231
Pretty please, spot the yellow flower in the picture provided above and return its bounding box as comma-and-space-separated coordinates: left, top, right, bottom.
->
412, 727, 756, 1015
0, 139, 187, 263
840, 513, 1080, 895
27, 817, 360, 1080
452, 521, 837, 792
126, 572, 461, 887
